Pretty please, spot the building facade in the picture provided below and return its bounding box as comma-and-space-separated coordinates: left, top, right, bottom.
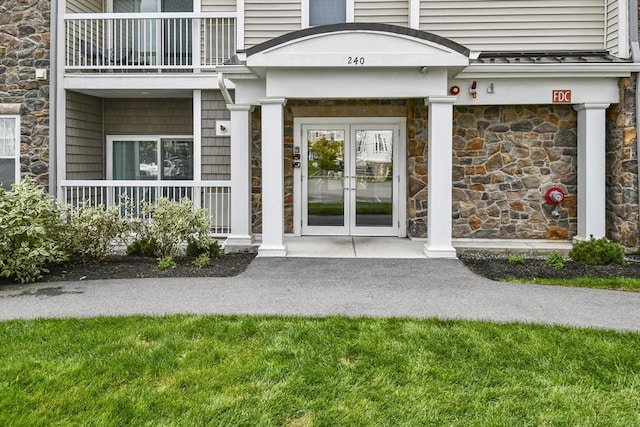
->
2, 0, 639, 257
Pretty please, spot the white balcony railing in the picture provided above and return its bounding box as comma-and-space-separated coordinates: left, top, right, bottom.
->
60, 180, 232, 236
65, 13, 236, 72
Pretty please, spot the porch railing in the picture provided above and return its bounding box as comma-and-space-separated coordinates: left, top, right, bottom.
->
65, 13, 236, 72
60, 180, 231, 236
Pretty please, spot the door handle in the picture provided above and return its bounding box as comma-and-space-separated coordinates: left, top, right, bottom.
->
343, 176, 356, 191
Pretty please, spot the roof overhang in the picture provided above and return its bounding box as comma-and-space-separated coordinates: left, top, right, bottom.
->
244, 23, 470, 70
456, 51, 640, 78
455, 63, 640, 79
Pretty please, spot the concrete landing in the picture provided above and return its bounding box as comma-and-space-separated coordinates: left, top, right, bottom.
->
275, 236, 573, 258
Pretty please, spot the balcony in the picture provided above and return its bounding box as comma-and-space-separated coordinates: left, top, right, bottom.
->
60, 180, 231, 236
65, 13, 236, 73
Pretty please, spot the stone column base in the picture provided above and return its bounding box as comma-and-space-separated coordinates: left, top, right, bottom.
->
224, 235, 256, 253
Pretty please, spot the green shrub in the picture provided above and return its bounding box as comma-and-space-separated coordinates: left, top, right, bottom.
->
192, 254, 211, 268
546, 252, 565, 269
186, 240, 221, 259
126, 237, 158, 257
59, 202, 130, 262
157, 256, 177, 270
0, 178, 67, 283
569, 236, 625, 266
507, 254, 525, 265
132, 198, 215, 258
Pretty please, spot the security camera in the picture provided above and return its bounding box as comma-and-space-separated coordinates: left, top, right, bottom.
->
219, 125, 227, 131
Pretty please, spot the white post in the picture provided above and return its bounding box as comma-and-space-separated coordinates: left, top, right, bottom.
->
192, 90, 202, 208
424, 96, 457, 258
55, 0, 66, 201
409, 0, 420, 29
225, 104, 255, 250
236, 0, 245, 51
258, 97, 287, 256
574, 103, 609, 240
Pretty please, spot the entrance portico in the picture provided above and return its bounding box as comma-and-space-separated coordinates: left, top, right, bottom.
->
221, 23, 471, 257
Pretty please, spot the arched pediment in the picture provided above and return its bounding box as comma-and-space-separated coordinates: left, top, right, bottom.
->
246, 23, 470, 68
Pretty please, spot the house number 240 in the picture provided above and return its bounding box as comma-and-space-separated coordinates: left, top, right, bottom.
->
347, 56, 365, 65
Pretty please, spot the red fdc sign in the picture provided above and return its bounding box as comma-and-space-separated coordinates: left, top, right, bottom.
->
552, 90, 572, 103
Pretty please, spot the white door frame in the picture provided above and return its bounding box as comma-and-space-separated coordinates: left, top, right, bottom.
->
293, 117, 407, 237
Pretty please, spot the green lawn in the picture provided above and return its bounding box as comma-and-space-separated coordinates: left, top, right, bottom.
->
1, 315, 639, 426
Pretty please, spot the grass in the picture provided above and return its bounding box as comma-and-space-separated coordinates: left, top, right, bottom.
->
1, 315, 640, 426
505, 276, 640, 292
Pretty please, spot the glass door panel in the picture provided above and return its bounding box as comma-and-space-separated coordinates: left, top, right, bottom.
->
305, 129, 347, 232
301, 123, 399, 236
353, 129, 393, 229
113, 140, 158, 180
112, 139, 158, 212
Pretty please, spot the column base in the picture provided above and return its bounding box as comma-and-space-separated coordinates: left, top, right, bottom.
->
257, 244, 288, 257
423, 245, 457, 259
223, 235, 256, 253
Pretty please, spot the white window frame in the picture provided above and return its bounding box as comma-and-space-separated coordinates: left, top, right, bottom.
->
0, 115, 20, 188
106, 135, 194, 180
302, 0, 354, 28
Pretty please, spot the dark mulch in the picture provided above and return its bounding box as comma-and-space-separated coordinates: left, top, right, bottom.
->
459, 255, 640, 281
0, 252, 256, 284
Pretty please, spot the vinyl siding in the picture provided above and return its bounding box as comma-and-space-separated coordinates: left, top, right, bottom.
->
201, 91, 231, 180
420, 0, 606, 51
103, 99, 193, 135
606, 0, 619, 54
202, 0, 237, 13
66, 0, 103, 13
244, 0, 302, 48
355, 0, 408, 26
66, 92, 104, 180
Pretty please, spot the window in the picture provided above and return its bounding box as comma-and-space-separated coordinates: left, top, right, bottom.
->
108, 136, 194, 181
308, 0, 346, 26
0, 116, 20, 191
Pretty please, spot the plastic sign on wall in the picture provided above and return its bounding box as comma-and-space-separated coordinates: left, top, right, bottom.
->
552, 90, 572, 104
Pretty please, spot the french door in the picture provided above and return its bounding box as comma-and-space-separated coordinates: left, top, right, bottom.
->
301, 122, 402, 236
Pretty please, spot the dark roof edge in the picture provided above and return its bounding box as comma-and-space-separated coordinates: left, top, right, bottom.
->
477, 50, 631, 63
246, 23, 471, 57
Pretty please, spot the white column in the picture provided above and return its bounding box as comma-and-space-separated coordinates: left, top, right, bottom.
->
258, 97, 287, 256
225, 104, 255, 250
55, 0, 66, 200
424, 96, 457, 258
574, 103, 609, 240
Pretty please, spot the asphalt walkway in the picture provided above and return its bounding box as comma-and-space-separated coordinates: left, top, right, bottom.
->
1, 257, 638, 333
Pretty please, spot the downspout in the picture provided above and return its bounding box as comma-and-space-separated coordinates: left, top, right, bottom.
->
218, 73, 234, 105
631, 0, 640, 243
48, 0, 58, 196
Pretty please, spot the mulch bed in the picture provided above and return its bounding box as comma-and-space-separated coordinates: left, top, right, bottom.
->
459, 255, 640, 281
3, 251, 640, 284
0, 252, 256, 284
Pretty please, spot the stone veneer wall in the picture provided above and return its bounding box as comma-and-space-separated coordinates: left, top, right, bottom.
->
0, 0, 50, 185
250, 100, 581, 241
450, 105, 578, 240
606, 77, 639, 250
407, 99, 429, 236
251, 107, 262, 234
